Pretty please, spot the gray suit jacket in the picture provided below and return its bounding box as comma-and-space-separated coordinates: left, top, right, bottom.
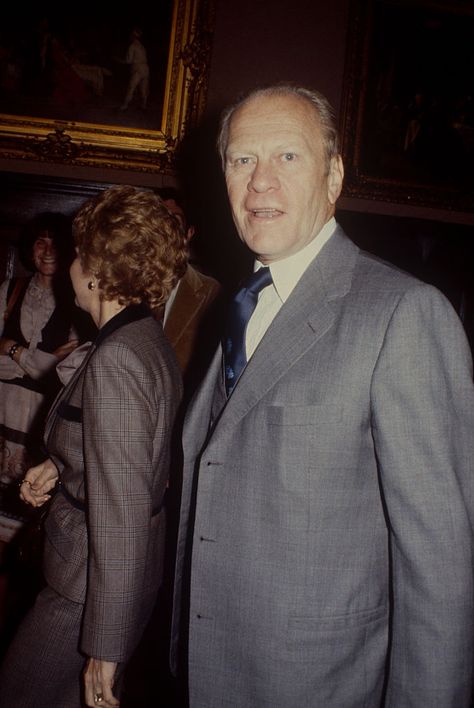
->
172, 226, 474, 707
43, 304, 182, 663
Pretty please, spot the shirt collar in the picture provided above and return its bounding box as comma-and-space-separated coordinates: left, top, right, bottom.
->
255, 217, 337, 302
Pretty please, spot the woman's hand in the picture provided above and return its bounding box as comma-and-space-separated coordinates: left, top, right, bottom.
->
53, 339, 80, 360
84, 657, 119, 707
0, 337, 17, 356
19, 458, 59, 507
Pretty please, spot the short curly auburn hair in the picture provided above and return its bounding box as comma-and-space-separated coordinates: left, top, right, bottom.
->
72, 185, 188, 309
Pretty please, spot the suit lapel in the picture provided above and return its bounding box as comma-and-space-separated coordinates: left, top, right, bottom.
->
183, 345, 223, 447
210, 227, 358, 433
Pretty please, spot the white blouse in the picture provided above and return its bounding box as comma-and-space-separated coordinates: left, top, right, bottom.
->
0, 274, 73, 381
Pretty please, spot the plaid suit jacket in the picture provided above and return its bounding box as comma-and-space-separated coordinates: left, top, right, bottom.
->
43, 304, 182, 663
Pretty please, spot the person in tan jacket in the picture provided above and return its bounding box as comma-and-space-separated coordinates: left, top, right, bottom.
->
158, 188, 223, 397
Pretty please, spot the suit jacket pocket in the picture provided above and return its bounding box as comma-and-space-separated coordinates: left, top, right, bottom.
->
43, 493, 88, 603
262, 404, 362, 530
267, 403, 342, 427
266, 403, 357, 472
286, 605, 388, 680
285, 605, 389, 705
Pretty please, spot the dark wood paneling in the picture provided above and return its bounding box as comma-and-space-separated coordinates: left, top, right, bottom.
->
0, 172, 115, 232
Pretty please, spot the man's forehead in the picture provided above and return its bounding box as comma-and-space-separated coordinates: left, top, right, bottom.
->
237, 91, 315, 116
230, 94, 319, 132
227, 94, 322, 152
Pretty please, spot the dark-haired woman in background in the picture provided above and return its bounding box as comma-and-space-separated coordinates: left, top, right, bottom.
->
0, 185, 187, 708
0, 212, 79, 553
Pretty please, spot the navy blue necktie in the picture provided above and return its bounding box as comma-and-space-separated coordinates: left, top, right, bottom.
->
224, 267, 273, 395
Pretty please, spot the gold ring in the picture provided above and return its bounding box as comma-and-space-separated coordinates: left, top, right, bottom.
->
94, 694, 104, 704
20, 479, 31, 488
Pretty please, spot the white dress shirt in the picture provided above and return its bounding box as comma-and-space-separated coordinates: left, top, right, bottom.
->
246, 217, 337, 360
164, 280, 179, 324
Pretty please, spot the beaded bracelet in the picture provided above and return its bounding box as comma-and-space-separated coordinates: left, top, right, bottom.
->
8, 342, 20, 360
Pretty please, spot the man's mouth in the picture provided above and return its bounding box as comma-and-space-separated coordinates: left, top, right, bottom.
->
250, 209, 283, 218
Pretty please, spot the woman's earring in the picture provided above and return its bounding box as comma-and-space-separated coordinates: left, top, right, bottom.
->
88, 280, 96, 291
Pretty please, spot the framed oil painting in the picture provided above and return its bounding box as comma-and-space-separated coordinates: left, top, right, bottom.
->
0, 1, 215, 173
341, 0, 474, 212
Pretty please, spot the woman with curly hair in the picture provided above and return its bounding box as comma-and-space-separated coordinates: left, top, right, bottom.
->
0, 185, 187, 708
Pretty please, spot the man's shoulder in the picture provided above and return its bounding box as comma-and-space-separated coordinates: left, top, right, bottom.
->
332, 225, 419, 286
350, 247, 457, 324
324, 226, 450, 313
356, 248, 422, 287
316, 225, 425, 301
183, 264, 221, 296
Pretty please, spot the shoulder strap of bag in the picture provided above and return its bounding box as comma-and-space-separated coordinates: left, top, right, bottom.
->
3, 277, 28, 323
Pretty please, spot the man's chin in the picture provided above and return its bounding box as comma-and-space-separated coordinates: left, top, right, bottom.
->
241, 232, 285, 261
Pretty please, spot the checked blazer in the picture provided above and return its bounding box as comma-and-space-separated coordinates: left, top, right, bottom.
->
43, 304, 182, 663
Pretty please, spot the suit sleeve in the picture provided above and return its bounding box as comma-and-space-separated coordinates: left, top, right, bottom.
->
371, 283, 474, 706
79, 340, 166, 662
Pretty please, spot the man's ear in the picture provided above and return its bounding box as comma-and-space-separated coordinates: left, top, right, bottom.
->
186, 225, 195, 243
327, 155, 344, 205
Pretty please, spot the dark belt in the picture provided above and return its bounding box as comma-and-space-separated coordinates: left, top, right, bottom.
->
59, 484, 166, 516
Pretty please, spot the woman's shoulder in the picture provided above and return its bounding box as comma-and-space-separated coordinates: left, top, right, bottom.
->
87, 322, 177, 390
93, 315, 164, 359
110, 313, 162, 342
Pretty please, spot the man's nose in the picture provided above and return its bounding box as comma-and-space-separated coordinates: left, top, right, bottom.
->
247, 160, 279, 192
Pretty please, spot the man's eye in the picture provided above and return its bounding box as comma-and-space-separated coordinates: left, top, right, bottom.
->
282, 153, 296, 161
236, 157, 251, 165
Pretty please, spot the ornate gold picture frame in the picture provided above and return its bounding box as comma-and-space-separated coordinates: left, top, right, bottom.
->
341, 0, 474, 213
0, 1, 215, 174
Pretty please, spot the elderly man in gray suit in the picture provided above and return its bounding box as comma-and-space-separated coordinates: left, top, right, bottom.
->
171, 84, 474, 707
